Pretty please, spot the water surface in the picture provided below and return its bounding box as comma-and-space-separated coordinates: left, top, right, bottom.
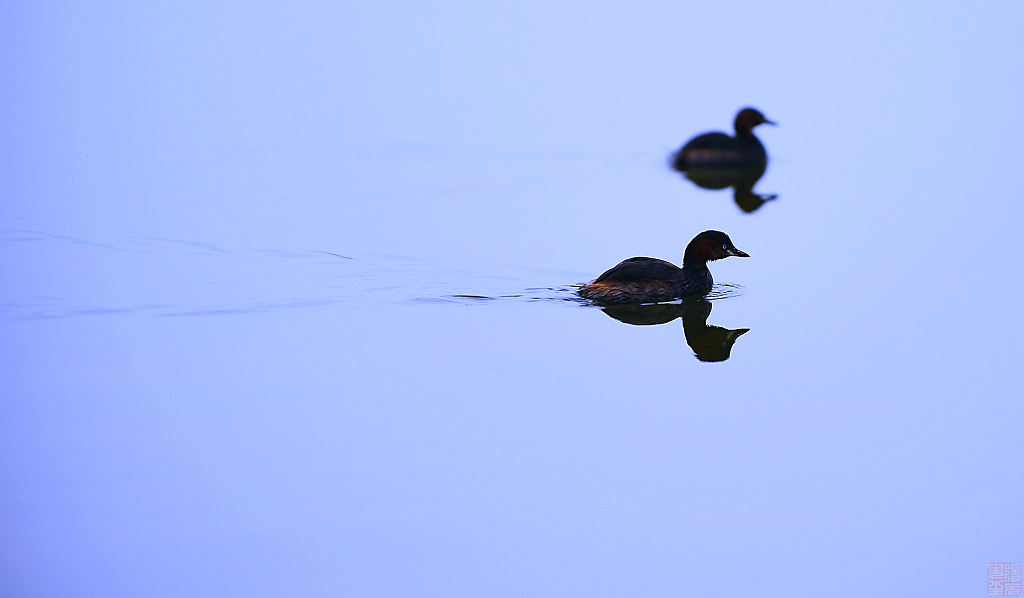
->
3, 1, 1023, 597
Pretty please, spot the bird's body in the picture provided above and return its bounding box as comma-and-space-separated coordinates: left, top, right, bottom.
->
578, 230, 748, 305
672, 108, 774, 171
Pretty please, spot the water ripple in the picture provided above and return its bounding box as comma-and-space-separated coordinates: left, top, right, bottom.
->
445, 283, 744, 306
0, 229, 594, 319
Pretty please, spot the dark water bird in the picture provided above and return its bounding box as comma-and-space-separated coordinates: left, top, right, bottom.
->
671, 108, 777, 213
672, 108, 775, 170
578, 230, 748, 305
601, 300, 749, 362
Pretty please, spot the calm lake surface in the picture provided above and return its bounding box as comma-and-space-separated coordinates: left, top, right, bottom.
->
3, 2, 1023, 596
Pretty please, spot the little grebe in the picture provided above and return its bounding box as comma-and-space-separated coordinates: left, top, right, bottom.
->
672, 108, 775, 170
578, 230, 748, 304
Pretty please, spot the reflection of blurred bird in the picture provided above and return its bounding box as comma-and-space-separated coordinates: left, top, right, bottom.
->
733, 183, 777, 214
671, 108, 777, 214
601, 300, 749, 362
680, 161, 777, 213
578, 231, 748, 304
672, 108, 775, 170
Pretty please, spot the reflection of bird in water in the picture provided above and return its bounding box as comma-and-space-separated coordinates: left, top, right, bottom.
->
602, 300, 748, 362
681, 162, 777, 213
578, 230, 748, 305
671, 108, 777, 213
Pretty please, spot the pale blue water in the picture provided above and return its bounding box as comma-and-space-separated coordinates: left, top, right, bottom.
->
3, 1, 1023, 597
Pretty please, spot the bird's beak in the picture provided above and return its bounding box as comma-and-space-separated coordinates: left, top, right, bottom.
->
728, 248, 750, 258
726, 328, 750, 341
763, 119, 777, 126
